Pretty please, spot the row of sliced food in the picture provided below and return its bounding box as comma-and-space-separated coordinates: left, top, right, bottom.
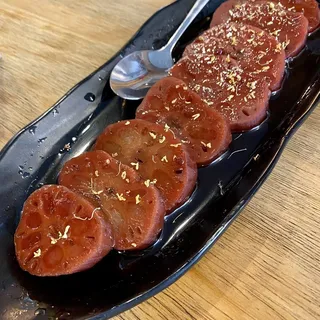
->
14, 0, 319, 276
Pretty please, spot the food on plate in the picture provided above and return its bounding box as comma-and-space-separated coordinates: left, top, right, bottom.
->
249, 0, 320, 32
93, 119, 197, 213
170, 54, 270, 131
210, 0, 309, 57
14, 185, 113, 276
136, 77, 232, 166
59, 150, 165, 250
183, 22, 286, 91
15, 0, 315, 277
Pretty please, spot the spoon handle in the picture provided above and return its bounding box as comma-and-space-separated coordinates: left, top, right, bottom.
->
163, 0, 211, 54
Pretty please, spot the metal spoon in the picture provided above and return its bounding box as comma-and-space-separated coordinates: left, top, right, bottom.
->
110, 0, 210, 100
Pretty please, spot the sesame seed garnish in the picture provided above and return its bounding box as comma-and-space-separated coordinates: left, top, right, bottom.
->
50, 225, 70, 245
164, 124, 170, 132
159, 136, 166, 144
201, 141, 212, 149
275, 43, 282, 52
130, 162, 139, 170
171, 98, 177, 104
62, 225, 70, 239
192, 113, 200, 120
95, 170, 99, 177
144, 180, 150, 187
135, 194, 141, 204
116, 193, 126, 201
270, 29, 281, 37
90, 178, 104, 195
125, 121, 130, 125
161, 155, 168, 163
33, 248, 41, 258
170, 143, 182, 147
149, 132, 157, 139
121, 171, 126, 180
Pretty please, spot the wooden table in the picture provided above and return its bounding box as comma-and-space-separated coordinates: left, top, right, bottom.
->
1, 1, 320, 319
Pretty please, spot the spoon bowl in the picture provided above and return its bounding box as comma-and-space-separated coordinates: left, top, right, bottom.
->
110, 49, 174, 100
109, 0, 210, 100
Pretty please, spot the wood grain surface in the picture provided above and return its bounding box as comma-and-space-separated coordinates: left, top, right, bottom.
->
1, 1, 320, 319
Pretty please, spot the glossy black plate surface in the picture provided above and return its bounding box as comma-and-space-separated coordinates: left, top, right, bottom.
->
1, 0, 320, 319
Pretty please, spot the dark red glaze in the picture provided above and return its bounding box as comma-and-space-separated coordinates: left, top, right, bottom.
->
183, 22, 286, 91
14, 185, 114, 276
136, 77, 232, 166
210, 0, 309, 57
59, 150, 165, 250
249, 0, 320, 32
170, 54, 271, 132
93, 119, 198, 213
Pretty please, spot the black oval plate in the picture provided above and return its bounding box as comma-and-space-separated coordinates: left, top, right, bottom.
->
1, 0, 320, 319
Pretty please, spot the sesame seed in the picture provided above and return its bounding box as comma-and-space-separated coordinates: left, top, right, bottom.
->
116, 193, 126, 201
164, 124, 170, 132
33, 248, 41, 258
130, 162, 139, 170
144, 180, 150, 187
170, 143, 182, 148
135, 194, 141, 204
201, 141, 212, 149
161, 155, 168, 163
